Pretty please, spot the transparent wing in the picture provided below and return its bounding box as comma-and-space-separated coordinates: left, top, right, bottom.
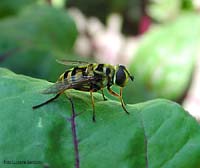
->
56, 59, 89, 66
42, 76, 97, 94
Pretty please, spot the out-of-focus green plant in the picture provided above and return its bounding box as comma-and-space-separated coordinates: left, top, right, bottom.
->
124, 13, 200, 104
0, 3, 77, 81
148, 0, 195, 22
52, 0, 68, 8
0, 0, 36, 18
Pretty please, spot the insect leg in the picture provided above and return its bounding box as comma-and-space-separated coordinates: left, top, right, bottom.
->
107, 87, 129, 114
101, 89, 107, 101
90, 91, 96, 122
119, 87, 128, 111
32, 93, 61, 109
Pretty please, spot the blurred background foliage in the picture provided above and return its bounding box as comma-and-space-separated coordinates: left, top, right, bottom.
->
0, 0, 200, 118
0, 0, 78, 81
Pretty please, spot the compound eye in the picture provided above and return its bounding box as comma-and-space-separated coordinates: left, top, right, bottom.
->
115, 66, 126, 86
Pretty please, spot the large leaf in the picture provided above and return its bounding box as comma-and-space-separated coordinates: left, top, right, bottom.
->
0, 68, 200, 168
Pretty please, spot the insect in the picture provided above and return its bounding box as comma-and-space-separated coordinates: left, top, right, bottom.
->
32, 60, 134, 122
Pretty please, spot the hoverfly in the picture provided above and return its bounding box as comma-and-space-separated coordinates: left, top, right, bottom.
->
32, 60, 134, 122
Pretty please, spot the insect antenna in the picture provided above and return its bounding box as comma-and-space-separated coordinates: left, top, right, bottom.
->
124, 68, 134, 81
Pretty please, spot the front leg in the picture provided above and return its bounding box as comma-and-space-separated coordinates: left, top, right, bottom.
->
107, 87, 129, 114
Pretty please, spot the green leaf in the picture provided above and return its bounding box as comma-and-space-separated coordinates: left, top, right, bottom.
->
125, 14, 200, 103
1, 68, 200, 168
